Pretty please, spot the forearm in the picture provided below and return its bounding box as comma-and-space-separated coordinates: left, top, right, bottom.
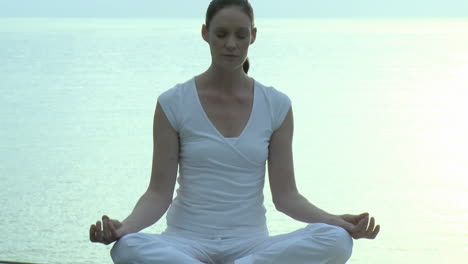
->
275, 191, 346, 228
120, 190, 172, 234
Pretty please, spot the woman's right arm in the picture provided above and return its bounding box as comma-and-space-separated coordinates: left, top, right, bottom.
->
119, 101, 179, 234
90, 102, 179, 243
122, 103, 179, 234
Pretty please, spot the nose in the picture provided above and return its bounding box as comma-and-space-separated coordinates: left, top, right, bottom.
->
225, 35, 237, 50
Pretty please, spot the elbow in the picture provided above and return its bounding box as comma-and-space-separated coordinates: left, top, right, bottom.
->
161, 193, 174, 209
273, 196, 287, 213
274, 202, 285, 213
272, 190, 300, 213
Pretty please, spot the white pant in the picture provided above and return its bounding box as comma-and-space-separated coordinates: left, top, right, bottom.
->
111, 223, 353, 264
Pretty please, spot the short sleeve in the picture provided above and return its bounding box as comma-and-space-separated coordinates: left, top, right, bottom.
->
270, 87, 292, 131
157, 86, 182, 132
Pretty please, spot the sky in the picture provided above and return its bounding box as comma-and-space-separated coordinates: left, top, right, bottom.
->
0, 0, 467, 18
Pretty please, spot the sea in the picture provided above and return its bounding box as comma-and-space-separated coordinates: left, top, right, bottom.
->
1, 17, 467, 263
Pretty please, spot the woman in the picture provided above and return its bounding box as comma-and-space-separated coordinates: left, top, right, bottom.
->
90, 0, 380, 263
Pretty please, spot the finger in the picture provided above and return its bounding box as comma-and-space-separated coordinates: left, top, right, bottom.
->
103, 215, 117, 242
348, 219, 361, 239
370, 224, 380, 239
354, 216, 369, 238
103, 217, 112, 243
366, 217, 375, 235
109, 220, 119, 239
359, 212, 369, 222
89, 224, 97, 242
96, 221, 104, 242
357, 215, 368, 231
352, 213, 368, 225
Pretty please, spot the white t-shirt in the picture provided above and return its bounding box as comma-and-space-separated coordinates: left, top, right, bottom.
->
157, 77, 291, 239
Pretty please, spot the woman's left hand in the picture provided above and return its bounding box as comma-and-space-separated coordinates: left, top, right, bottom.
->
339, 213, 380, 239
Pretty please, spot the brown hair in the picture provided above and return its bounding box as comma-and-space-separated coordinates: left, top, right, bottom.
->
205, 0, 255, 74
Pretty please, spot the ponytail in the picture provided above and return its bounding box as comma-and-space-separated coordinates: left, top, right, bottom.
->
243, 57, 250, 74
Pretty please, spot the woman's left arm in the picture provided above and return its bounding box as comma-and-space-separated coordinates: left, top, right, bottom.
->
268, 106, 380, 239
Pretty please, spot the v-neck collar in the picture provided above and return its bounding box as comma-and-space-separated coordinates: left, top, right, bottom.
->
192, 77, 257, 143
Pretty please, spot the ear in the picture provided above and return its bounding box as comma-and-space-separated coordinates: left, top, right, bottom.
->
250, 27, 257, 44
202, 24, 209, 42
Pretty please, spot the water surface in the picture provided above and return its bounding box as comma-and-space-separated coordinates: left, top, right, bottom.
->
1, 18, 467, 263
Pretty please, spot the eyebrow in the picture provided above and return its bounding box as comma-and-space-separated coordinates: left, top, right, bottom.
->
213, 26, 250, 32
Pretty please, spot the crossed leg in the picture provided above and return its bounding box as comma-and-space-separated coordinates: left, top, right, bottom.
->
111, 223, 353, 264
229, 223, 353, 264
111, 233, 210, 264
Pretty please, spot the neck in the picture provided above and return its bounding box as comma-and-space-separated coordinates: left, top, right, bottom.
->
201, 65, 250, 94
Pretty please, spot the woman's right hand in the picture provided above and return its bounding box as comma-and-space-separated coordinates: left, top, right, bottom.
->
89, 215, 124, 245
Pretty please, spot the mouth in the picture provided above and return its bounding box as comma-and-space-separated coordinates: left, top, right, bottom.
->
223, 54, 238, 57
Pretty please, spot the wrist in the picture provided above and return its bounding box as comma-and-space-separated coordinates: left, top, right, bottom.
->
117, 221, 135, 238
327, 214, 351, 230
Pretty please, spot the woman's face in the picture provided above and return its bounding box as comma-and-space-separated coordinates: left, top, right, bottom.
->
203, 6, 257, 71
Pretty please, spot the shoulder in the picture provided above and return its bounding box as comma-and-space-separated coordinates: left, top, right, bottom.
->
157, 77, 194, 131
254, 79, 292, 131
255, 79, 291, 107
158, 77, 194, 102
